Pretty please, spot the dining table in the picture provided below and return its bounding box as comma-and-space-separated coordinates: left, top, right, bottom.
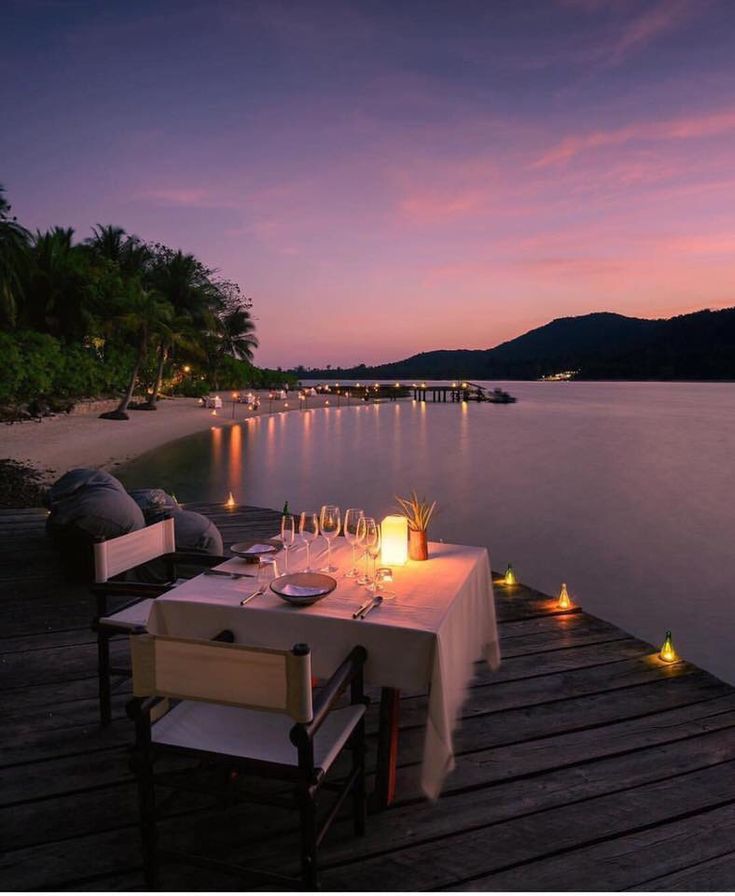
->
144, 537, 500, 806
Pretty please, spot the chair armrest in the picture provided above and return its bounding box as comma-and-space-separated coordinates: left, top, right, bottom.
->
294, 645, 368, 744
126, 694, 167, 721
91, 581, 170, 599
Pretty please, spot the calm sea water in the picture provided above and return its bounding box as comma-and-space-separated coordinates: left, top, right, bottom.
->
118, 382, 735, 685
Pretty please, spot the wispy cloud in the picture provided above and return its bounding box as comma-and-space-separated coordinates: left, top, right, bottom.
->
604, 0, 701, 65
535, 106, 735, 167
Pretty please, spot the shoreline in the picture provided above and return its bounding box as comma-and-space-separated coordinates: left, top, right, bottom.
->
1, 391, 358, 485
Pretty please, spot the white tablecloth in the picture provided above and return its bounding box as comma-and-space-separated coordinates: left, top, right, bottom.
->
145, 539, 500, 799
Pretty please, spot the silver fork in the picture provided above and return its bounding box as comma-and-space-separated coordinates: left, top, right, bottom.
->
240, 585, 267, 606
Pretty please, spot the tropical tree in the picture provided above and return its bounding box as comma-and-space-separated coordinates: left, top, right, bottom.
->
143, 247, 217, 407
204, 296, 259, 389
0, 185, 31, 329
100, 281, 173, 419
23, 228, 100, 342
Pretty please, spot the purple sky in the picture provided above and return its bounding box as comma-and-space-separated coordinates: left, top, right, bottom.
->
2, 0, 735, 367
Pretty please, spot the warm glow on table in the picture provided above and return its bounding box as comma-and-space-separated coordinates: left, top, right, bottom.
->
381, 515, 408, 565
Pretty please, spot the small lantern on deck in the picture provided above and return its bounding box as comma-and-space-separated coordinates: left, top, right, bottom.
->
659, 630, 678, 664
557, 583, 571, 610
504, 563, 517, 586
225, 492, 237, 510
381, 515, 408, 566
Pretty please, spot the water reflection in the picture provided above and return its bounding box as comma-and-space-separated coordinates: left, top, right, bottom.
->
119, 382, 735, 686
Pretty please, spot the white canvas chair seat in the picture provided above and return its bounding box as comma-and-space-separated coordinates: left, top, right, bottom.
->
99, 598, 154, 631
152, 700, 366, 773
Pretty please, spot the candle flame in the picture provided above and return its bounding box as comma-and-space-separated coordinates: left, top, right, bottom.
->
558, 583, 571, 610
504, 563, 517, 586
659, 631, 678, 663
225, 492, 237, 509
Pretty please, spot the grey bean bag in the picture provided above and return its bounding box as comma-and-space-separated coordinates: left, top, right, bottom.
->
128, 488, 223, 555
46, 468, 145, 581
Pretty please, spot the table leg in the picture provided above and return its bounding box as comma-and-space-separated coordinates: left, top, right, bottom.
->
374, 686, 400, 810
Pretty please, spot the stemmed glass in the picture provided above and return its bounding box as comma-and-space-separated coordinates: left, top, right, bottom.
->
299, 511, 319, 572
319, 504, 341, 573
343, 508, 365, 578
357, 517, 378, 586
280, 514, 296, 573
365, 524, 382, 592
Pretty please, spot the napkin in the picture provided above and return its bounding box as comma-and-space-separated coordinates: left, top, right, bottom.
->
280, 583, 323, 597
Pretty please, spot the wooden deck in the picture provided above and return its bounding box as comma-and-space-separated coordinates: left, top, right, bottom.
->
2, 503, 735, 891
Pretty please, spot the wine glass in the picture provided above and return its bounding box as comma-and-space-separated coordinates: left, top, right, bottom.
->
299, 511, 319, 572
343, 508, 365, 578
257, 556, 279, 588
319, 504, 341, 573
365, 524, 382, 592
280, 514, 296, 573
357, 517, 378, 586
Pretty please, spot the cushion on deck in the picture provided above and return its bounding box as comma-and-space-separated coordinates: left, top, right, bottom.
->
46, 468, 145, 581
170, 508, 223, 555
128, 489, 223, 556
152, 701, 365, 773
128, 488, 179, 524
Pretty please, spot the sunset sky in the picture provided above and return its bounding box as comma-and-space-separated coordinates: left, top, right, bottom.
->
2, 0, 735, 367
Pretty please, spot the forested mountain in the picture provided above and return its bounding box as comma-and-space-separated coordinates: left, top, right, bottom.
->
302, 309, 735, 381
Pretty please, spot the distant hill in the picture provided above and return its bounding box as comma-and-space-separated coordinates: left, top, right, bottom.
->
299, 308, 735, 381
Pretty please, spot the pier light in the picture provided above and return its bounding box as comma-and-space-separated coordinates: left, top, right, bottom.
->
325, 400, 330, 405
395, 382, 400, 387
503, 564, 517, 586
421, 382, 426, 388
381, 515, 408, 566
659, 631, 679, 664
451, 382, 457, 388
211, 410, 218, 416
557, 583, 571, 610
225, 492, 237, 509
183, 365, 191, 373
461, 382, 468, 389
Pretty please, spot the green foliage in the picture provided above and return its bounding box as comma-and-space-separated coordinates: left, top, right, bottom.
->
0, 186, 282, 407
173, 377, 211, 398
0, 330, 134, 404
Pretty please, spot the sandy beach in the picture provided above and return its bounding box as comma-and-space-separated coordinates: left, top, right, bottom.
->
1, 392, 353, 481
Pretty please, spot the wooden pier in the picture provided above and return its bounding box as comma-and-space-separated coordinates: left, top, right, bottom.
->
2, 504, 735, 890
315, 382, 517, 404
410, 382, 515, 403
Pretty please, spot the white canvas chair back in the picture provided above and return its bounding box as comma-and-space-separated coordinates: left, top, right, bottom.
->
131, 633, 314, 723
94, 518, 176, 583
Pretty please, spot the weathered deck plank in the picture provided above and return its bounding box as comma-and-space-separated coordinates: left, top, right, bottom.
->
1, 504, 734, 892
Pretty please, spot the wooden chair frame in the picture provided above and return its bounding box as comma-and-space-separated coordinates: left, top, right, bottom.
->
127, 638, 368, 890
91, 519, 227, 726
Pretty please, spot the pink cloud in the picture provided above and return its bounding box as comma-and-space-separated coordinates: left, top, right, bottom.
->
535, 106, 735, 167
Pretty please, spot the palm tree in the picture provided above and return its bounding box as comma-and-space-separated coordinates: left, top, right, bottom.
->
24, 228, 97, 342
143, 248, 218, 407
204, 303, 259, 389
100, 282, 173, 419
0, 185, 31, 329
218, 306, 259, 362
